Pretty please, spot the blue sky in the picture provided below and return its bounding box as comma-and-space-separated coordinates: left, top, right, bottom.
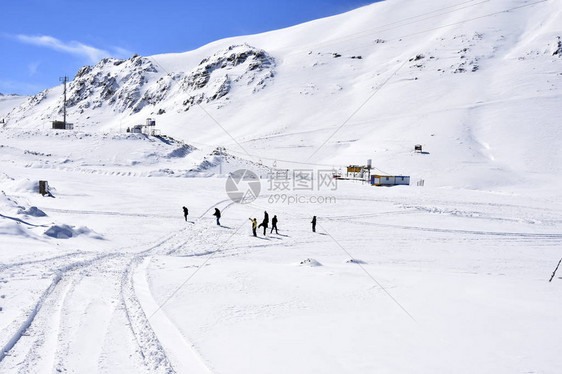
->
1, 0, 376, 96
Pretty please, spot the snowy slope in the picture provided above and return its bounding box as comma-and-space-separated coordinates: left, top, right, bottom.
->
1, 2, 562, 373
3, 0, 561, 191
0, 94, 28, 118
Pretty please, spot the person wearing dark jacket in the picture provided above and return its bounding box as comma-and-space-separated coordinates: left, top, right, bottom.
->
182, 206, 188, 221
270, 215, 278, 234
213, 208, 221, 226
311, 215, 317, 232
249, 218, 258, 237
258, 210, 269, 236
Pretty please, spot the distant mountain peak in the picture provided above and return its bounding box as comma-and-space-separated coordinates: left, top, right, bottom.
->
4, 44, 275, 127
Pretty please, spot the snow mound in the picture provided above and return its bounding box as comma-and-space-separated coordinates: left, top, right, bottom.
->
44, 225, 103, 240
1, 178, 38, 194
346, 258, 367, 264
182, 148, 270, 177
299, 258, 322, 267
0, 221, 30, 237
17, 206, 47, 217
165, 144, 195, 158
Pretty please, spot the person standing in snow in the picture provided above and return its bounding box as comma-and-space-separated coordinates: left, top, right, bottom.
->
249, 218, 258, 237
270, 215, 278, 234
311, 215, 317, 232
213, 208, 221, 226
182, 206, 188, 221
258, 210, 269, 236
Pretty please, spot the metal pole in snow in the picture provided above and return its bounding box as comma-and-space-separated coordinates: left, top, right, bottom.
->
549, 257, 562, 282
59, 76, 68, 126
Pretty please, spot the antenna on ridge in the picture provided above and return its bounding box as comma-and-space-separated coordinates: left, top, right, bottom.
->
59, 76, 68, 127
51, 76, 73, 130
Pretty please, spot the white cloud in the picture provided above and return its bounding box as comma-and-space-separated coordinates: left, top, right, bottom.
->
28, 61, 40, 76
14, 34, 130, 63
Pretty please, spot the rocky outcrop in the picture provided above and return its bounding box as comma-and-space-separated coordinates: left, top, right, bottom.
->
145, 44, 275, 111
66, 55, 158, 113
4, 44, 275, 127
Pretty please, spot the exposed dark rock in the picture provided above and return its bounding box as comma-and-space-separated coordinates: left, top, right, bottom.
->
553, 36, 562, 56
178, 44, 275, 109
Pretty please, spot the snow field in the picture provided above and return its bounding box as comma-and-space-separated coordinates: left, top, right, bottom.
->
133, 182, 561, 373
1, 0, 561, 372
0, 157, 561, 373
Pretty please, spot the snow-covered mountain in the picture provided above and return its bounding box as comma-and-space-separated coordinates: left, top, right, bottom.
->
3, 0, 562, 190
0, 94, 27, 118
6, 45, 274, 124
2, 2, 562, 373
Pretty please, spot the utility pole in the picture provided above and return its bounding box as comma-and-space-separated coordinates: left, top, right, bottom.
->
59, 76, 68, 127
219, 147, 223, 175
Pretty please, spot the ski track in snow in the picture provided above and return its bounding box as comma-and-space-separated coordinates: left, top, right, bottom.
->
0, 204, 229, 373
0, 193, 252, 372
132, 256, 213, 373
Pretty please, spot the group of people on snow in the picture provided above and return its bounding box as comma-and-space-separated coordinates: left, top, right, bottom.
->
249, 211, 279, 237
182, 206, 317, 236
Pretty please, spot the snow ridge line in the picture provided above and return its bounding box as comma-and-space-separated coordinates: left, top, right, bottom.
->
42, 207, 173, 218
327, 217, 562, 238
23, 163, 142, 177
121, 256, 175, 374
0, 273, 61, 363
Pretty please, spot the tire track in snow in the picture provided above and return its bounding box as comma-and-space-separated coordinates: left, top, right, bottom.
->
51, 257, 141, 373
121, 256, 175, 374
9, 276, 76, 373
0, 253, 120, 368
0, 273, 62, 364
132, 256, 213, 373
0, 230, 181, 371
0, 199, 229, 372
